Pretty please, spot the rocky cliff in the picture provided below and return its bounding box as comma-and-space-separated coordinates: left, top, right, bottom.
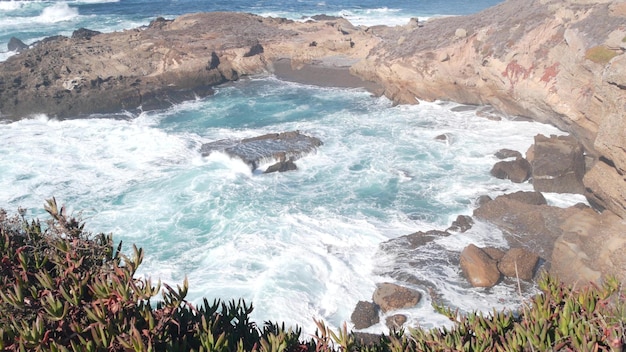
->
352, 0, 626, 219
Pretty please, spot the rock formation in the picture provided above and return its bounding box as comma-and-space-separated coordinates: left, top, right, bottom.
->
200, 131, 322, 172
351, 0, 626, 219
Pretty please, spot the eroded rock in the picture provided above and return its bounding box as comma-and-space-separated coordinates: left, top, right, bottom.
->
460, 244, 501, 288
490, 158, 531, 183
200, 131, 322, 172
372, 283, 421, 313
531, 134, 585, 194
497, 248, 539, 281
351, 301, 380, 330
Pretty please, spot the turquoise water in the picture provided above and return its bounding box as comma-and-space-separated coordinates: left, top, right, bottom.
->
0, 76, 584, 333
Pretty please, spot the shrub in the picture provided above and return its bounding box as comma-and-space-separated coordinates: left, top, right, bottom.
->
1, 199, 625, 351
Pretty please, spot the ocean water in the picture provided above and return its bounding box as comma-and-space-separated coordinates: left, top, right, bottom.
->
0, 0, 587, 336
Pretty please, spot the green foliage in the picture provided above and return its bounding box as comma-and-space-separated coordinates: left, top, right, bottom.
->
1, 200, 625, 351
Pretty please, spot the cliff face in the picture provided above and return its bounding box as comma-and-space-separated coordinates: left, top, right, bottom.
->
352, 0, 626, 219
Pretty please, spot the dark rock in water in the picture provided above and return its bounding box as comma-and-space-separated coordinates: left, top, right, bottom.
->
446, 215, 474, 233
531, 134, 585, 194
8, 37, 28, 52
475, 195, 493, 206
490, 157, 531, 183
495, 148, 522, 159
71, 28, 101, 40
380, 230, 449, 251
264, 158, 297, 173
434, 133, 452, 144
350, 301, 379, 330
200, 131, 322, 171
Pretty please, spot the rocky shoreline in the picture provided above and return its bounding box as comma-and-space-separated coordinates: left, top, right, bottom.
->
1, 0, 625, 332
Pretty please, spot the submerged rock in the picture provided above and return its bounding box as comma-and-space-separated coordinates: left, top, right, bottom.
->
200, 131, 322, 172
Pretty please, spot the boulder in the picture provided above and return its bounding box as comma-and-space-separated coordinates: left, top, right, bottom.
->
264, 158, 297, 173
7, 37, 28, 52
490, 158, 531, 183
350, 301, 380, 330
372, 283, 421, 313
495, 149, 523, 159
497, 248, 539, 281
385, 314, 407, 331
531, 134, 585, 194
483, 247, 506, 261
446, 215, 474, 233
71, 28, 101, 40
459, 244, 501, 288
475, 195, 492, 207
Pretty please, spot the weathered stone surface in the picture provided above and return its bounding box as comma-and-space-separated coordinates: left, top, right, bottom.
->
350, 301, 380, 330
495, 149, 522, 160
264, 158, 297, 173
7, 37, 28, 52
200, 131, 322, 171
531, 134, 585, 194
497, 248, 539, 281
380, 230, 448, 251
71, 28, 101, 40
551, 207, 626, 285
446, 215, 474, 233
459, 244, 501, 288
482, 247, 506, 261
385, 314, 407, 331
490, 158, 531, 183
372, 283, 421, 313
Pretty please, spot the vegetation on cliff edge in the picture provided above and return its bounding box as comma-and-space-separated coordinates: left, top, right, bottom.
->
1, 199, 624, 351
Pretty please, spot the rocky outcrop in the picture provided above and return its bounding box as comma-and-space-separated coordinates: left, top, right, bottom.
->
351, 0, 626, 219
474, 191, 626, 285
0, 12, 378, 119
200, 131, 322, 172
531, 134, 585, 194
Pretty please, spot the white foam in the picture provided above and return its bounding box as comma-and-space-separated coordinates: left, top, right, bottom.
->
36, 3, 79, 23
0, 0, 24, 11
